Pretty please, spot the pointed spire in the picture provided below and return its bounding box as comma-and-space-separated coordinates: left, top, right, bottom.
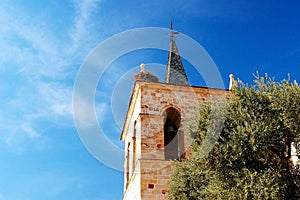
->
165, 22, 189, 86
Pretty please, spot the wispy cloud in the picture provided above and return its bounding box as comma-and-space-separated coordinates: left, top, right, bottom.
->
0, 123, 40, 154
69, 0, 103, 55
36, 81, 73, 117
20, 123, 40, 139
0, 0, 104, 152
96, 102, 109, 122
0, 4, 64, 77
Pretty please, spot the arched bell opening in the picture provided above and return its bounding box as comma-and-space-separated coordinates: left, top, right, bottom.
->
163, 107, 184, 160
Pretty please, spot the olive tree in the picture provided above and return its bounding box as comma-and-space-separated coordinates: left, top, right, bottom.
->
168, 75, 300, 200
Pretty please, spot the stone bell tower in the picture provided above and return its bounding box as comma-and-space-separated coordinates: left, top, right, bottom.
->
121, 25, 227, 200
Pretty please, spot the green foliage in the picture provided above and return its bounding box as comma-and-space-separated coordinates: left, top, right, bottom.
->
168, 75, 300, 200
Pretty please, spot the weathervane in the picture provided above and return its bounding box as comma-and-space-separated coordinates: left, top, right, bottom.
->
170, 21, 180, 36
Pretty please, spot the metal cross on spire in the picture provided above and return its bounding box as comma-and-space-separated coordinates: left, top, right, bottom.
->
170, 21, 180, 36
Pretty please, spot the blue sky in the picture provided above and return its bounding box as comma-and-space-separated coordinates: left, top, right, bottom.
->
0, 0, 300, 199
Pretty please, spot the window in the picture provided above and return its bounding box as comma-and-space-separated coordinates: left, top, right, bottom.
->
126, 142, 130, 188
132, 120, 137, 171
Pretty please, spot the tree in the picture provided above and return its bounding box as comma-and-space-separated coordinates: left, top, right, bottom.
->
168, 75, 300, 200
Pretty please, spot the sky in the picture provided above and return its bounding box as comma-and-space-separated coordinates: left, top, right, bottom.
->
0, 0, 300, 199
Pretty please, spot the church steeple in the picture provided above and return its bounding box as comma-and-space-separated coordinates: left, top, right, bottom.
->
165, 22, 189, 86
121, 23, 229, 200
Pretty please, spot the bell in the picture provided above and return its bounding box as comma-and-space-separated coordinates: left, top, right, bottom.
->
167, 125, 175, 133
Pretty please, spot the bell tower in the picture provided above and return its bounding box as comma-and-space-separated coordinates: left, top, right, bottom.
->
121, 24, 227, 200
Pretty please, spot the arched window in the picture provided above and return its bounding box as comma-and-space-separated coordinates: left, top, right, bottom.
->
132, 120, 137, 171
126, 142, 130, 188
163, 107, 183, 160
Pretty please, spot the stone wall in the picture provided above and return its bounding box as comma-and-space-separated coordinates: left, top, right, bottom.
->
122, 81, 228, 200
140, 159, 172, 200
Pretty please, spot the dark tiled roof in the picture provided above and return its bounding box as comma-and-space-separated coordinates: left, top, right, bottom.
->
164, 36, 189, 86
